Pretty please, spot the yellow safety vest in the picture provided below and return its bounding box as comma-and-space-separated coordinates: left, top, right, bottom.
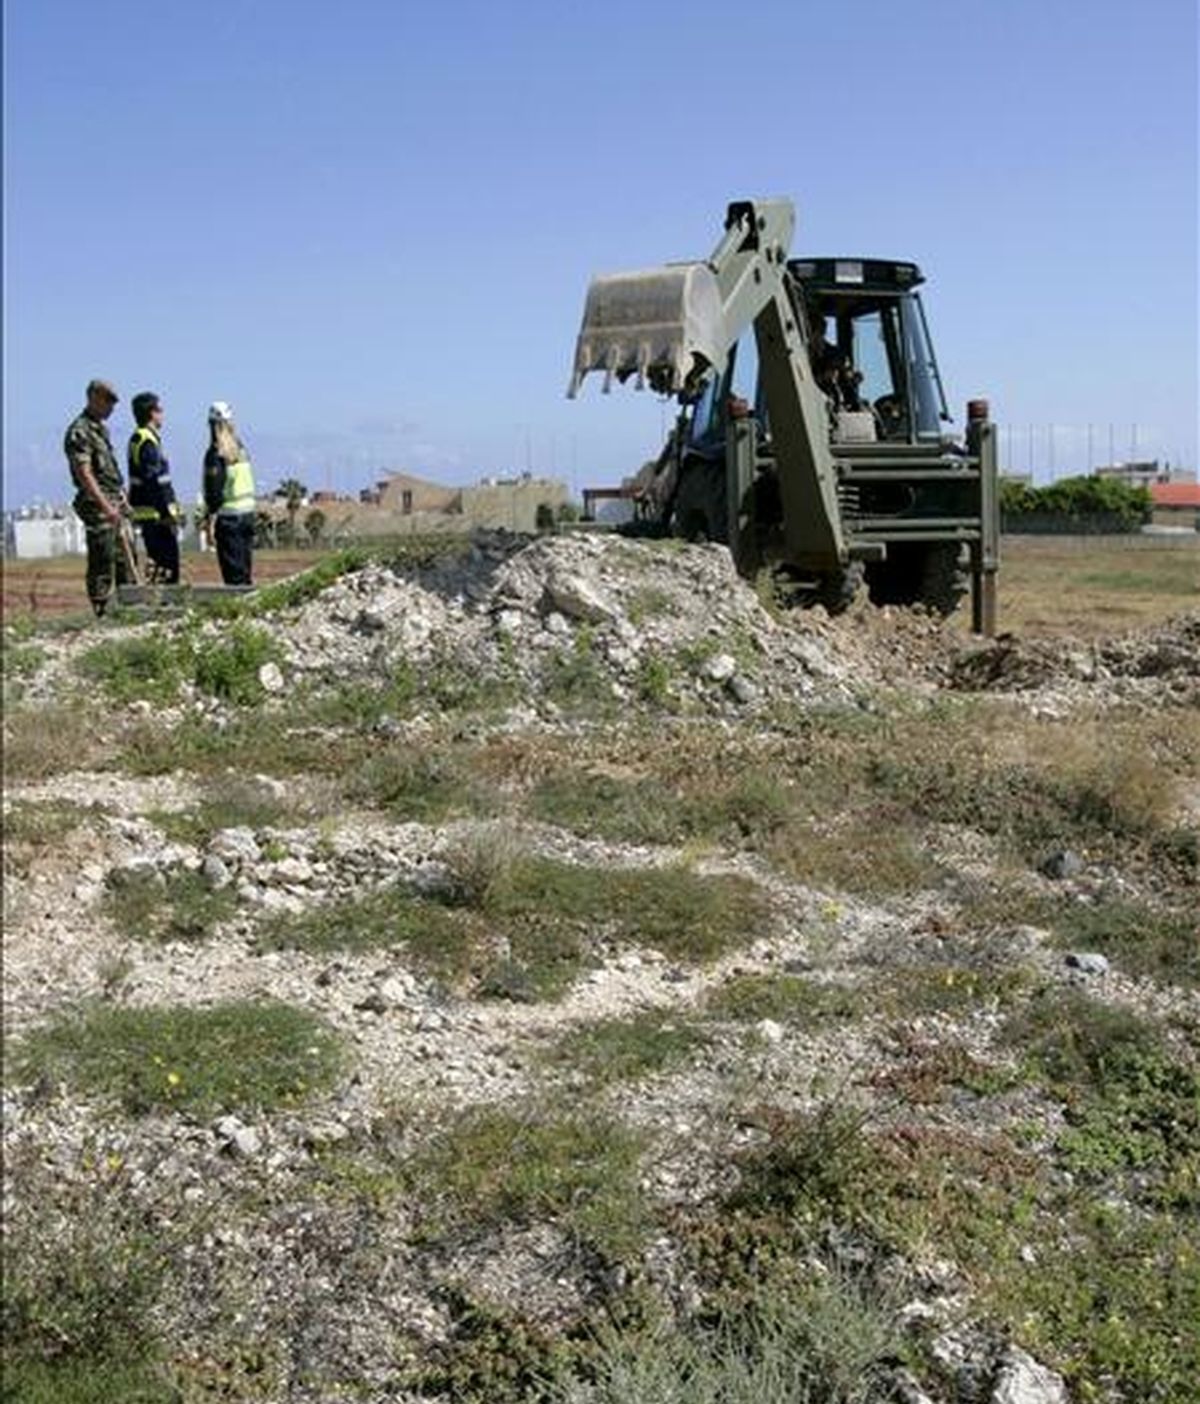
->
220, 459, 257, 515
128, 427, 165, 522
128, 426, 159, 470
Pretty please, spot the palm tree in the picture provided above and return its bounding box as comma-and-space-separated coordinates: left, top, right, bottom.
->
277, 477, 308, 543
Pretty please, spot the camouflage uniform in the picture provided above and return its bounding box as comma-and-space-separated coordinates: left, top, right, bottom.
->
64, 410, 131, 611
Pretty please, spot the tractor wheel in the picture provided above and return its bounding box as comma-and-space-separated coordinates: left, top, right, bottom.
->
866, 543, 968, 618
811, 560, 865, 615
770, 560, 864, 616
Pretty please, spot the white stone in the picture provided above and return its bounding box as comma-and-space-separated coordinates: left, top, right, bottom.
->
727, 674, 759, 704
1065, 951, 1110, 976
210, 828, 261, 865
201, 855, 232, 890
703, 652, 737, 682
545, 570, 616, 625
378, 976, 416, 1006
273, 857, 313, 885
230, 1126, 262, 1157
990, 1347, 1068, 1404
258, 661, 285, 693
757, 1019, 785, 1044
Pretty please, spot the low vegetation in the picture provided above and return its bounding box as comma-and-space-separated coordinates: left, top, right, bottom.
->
103, 866, 237, 943
10, 1000, 343, 1116
2, 799, 97, 875
541, 1010, 712, 1090
75, 619, 283, 706
3, 538, 1196, 1400
405, 1106, 650, 1260
2, 1166, 177, 1403
3, 702, 106, 779
261, 850, 767, 999
148, 780, 299, 847
706, 972, 865, 1025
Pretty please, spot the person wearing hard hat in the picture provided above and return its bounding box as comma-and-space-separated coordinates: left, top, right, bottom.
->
202, 401, 257, 585
64, 378, 132, 615
128, 392, 181, 584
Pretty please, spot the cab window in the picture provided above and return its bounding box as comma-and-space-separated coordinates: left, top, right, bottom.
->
849, 310, 898, 405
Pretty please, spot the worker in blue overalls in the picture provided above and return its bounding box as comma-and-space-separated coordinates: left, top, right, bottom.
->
127, 391, 181, 583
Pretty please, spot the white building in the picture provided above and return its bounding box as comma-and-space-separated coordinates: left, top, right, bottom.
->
4, 514, 86, 558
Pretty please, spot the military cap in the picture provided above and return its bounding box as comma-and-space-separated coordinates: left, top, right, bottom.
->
86, 378, 120, 403
131, 391, 161, 424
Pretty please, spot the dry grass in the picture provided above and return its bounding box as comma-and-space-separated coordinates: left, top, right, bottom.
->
3, 705, 107, 780
982, 535, 1198, 638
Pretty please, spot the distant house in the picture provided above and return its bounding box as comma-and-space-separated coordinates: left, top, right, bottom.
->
3, 512, 85, 558
377, 472, 459, 516
370, 471, 568, 532
1095, 460, 1169, 489
1149, 481, 1200, 530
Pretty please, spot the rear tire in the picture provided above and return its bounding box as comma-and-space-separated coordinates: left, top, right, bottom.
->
866, 542, 968, 618
811, 560, 864, 615
770, 560, 864, 616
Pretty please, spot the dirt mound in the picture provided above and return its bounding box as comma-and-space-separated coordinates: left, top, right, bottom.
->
275, 533, 917, 713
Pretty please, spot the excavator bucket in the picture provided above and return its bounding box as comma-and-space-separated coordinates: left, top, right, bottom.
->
567, 261, 727, 400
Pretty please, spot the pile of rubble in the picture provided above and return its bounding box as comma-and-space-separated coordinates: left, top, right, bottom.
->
950, 612, 1200, 705
11, 532, 1194, 721
275, 533, 883, 712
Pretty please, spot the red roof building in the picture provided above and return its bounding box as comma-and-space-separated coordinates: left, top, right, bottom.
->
1150, 482, 1200, 509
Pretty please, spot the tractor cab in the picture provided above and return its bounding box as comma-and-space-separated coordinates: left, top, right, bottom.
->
789, 257, 951, 443
685, 256, 951, 458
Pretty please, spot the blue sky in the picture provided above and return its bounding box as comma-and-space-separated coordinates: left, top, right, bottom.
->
4, 0, 1196, 506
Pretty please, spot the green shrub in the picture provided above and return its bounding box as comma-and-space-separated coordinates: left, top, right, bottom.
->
103, 866, 237, 943
1000, 474, 1151, 528
542, 1011, 711, 1089
75, 632, 182, 704
1004, 991, 1198, 1191
2, 642, 47, 678
545, 1282, 900, 1404
541, 629, 612, 713
635, 654, 675, 707
707, 974, 863, 1025
11, 999, 343, 1116
191, 620, 281, 703
407, 1108, 649, 1259
488, 857, 768, 965
249, 547, 368, 613
2, 1176, 171, 1401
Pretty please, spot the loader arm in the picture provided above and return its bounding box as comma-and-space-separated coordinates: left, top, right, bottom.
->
569, 198, 846, 568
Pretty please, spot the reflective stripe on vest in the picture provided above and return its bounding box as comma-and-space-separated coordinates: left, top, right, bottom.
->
220, 459, 256, 515
128, 426, 159, 474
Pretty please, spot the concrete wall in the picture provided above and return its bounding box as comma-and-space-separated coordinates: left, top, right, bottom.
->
290, 479, 571, 539
377, 473, 459, 515
1151, 507, 1200, 531
459, 481, 567, 532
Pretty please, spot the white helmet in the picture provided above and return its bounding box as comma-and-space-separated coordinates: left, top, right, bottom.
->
208, 400, 234, 424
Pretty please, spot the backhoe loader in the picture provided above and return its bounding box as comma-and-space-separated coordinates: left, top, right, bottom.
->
568, 198, 998, 631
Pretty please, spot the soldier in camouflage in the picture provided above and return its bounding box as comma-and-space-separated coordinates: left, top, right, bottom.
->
64, 378, 131, 614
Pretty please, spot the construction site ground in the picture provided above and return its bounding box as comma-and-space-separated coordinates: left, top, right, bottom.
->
2, 530, 1197, 1404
